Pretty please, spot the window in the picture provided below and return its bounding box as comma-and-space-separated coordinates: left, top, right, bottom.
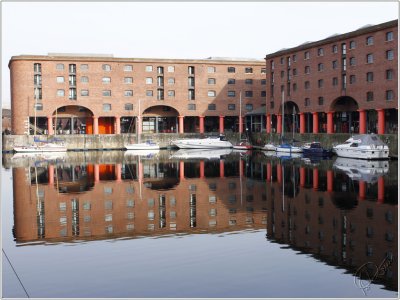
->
304, 98, 310, 106
293, 68, 297, 76
125, 103, 133, 111
69, 75, 76, 86
386, 50, 394, 60
157, 66, 164, 74
245, 67, 253, 73
56, 76, 64, 83
146, 65, 153, 72
304, 81, 310, 89
349, 57, 356, 66
157, 89, 164, 100
332, 44, 338, 53
245, 104, 253, 111
293, 83, 297, 91
349, 75, 356, 84
124, 65, 133, 71
167, 66, 175, 72
102, 77, 111, 83
367, 91, 374, 102
261, 79, 266, 85
81, 89, 89, 96
367, 72, 374, 82
80, 64, 88, 71
228, 78, 235, 84
188, 89, 195, 100
188, 104, 196, 110
56, 63, 64, 70
168, 78, 175, 84
102, 64, 111, 71
102, 90, 111, 96
305, 66, 310, 74
34, 63, 41, 73
332, 77, 338, 86
270, 60, 275, 69
341, 43, 346, 55
124, 77, 133, 84
366, 36, 374, 45
188, 77, 195, 87
366, 54, 374, 64
386, 69, 394, 80
386, 31, 393, 41
57, 89, 65, 97
69, 88, 77, 100
318, 79, 323, 88
207, 66, 216, 73
318, 97, 324, 105
280, 57, 284, 64
304, 51, 310, 59
261, 68, 266, 74
34, 103, 43, 111
167, 90, 175, 97
227, 91, 235, 97
386, 90, 394, 101
317, 48, 324, 56
208, 90, 216, 97
103, 103, 111, 111
292, 54, 297, 62
318, 63, 324, 71
208, 104, 216, 110
349, 41, 356, 49
245, 79, 253, 84
208, 78, 216, 85
280, 71, 284, 78
227, 67, 235, 73
124, 90, 133, 97
245, 91, 253, 97
146, 77, 153, 84
228, 104, 235, 110
188, 66, 195, 75
146, 90, 153, 96
261, 91, 266, 97
81, 76, 89, 83
332, 60, 338, 69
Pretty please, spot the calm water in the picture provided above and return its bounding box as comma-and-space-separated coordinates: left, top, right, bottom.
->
2, 150, 398, 298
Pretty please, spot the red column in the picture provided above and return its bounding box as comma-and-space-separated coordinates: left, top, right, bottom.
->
313, 112, 319, 134
93, 116, 99, 134
178, 116, 184, 134
199, 160, 205, 178
377, 109, 385, 135
179, 161, 185, 180
47, 116, 53, 135
313, 168, 319, 190
115, 116, 121, 134
327, 111, 334, 134
116, 164, 122, 182
359, 180, 366, 200
266, 114, 271, 134
137, 116, 142, 135
300, 167, 305, 187
94, 164, 100, 182
277, 163, 282, 184
199, 116, 204, 134
266, 162, 271, 182
219, 160, 225, 178
327, 170, 333, 192
299, 113, 305, 134
138, 160, 143, 181
277, 114, 282, 134
358, 109, 366, 134
377, 177, 384, 203
219, 116, 224, 134
48, 165, 54, 185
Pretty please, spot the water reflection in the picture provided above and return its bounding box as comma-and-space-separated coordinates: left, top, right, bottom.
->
5, 150, 398, 292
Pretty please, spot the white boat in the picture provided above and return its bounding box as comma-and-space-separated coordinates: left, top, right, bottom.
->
332, 134, 389, 160
275, 143, 303, 153
262, 143, 277, 151
124, 149, 159, 156
14, 142, 67, 153
124, 99, 160, 150
172, 135, 233, 149
333, 157, 389, 182
276, 151, 302, 159
170, 148, 232, 160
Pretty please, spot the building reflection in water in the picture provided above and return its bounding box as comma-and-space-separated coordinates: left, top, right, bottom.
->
10, 151, 397, 291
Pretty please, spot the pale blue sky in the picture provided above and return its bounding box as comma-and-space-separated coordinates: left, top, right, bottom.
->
2, 1, 398, 108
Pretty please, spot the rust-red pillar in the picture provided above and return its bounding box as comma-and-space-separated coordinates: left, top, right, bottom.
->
266, 114, 271, 134
313, 168, 319, 190
93, 116, 99, 134
220, 160, 225, 178
200, 160, 205, 178
327, 111, 334, 134
300, 167, 305, 187
94, 164, 100, 182
47, 116, 54, 135
277, 114, 282, 134
277, 163, 282, 184
377, 176, 384, 203
115, 116, 121, 134
199, 116, 204, 134
178, 116, 184, 134
313, 112, 319, 134
239, 159, 244, 177
327, 170, 333, 192
48, 165, 54, 185
299, 113, 305, 134
359, 180, 366, 200
358, 109, 366, 134
179, 161, 185, 180
377, 109, 385, 135
219, 116, 224, 134
266, 162, 272, 182
116, 164, 122, 182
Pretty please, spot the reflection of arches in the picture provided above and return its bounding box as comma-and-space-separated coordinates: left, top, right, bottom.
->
330, 96, 358, 112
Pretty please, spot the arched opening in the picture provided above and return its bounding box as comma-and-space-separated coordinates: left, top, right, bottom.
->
142, 105, 179, 133
330, 96, 359, 133
52, 105, 94, 134
279, 101, 300, 135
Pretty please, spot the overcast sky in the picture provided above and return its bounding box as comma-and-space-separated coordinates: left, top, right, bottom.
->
2, 1, 398, 108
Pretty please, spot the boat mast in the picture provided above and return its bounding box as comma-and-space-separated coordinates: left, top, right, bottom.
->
239, 91, 242, 140
34, 87, 38, 136
137, 99, 141, 144
281, 90, 285, 142
292, 106, 295, 140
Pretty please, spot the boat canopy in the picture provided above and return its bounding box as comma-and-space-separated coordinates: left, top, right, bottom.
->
349, 134, 387, 146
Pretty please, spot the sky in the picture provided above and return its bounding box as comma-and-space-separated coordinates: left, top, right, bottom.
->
1, 1, 398, 108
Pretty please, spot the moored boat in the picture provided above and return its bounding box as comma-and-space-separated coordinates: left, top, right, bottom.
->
276, 143, 303, 153
124, 141, 160, 150
262, 143, 277, 151
233, 140, 253, 150
172, 134, 233, 149
332, 134, 389, 160
302, 142, 333, 157
14, 142, 67, 153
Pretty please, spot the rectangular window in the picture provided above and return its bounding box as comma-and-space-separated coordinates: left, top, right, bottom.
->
367, 72, 374, 82
146, 90, 153, 97
349, 75, 356, 84
366, 36, 374, 45
245, 79, 253, 84
386, 31, 393, 41
318, 79, 323, 88
56, 63, 64, 70
208, 104, 216, 110
146, 77, 153, 84
69, 88, 77, 100
304, 51, 310, 59
167, 66, 175, 72
55, 76, 64, 83
304, 81, 310, 89
367, 91, 374, 102
188, 89, 195, 100
124, 90, 133, 97
317, 48, 324, 56
318, 97, 324, 105
80, 64, 88, 71
261, 79, 266, 85
332, 77, 338, 86
261, 91, 266, 97
81, 76, 89, 83
366, 54, 374, 64
245, 67, 253, 73
102, 64, 111, 71
305, 66, 310, 74
318, 63, 324, 71
208, 90, 216, 97
124, 77, 133, 84
146, 65, 153, 72
332, 60, 338, 69
386, 50, 394, 60
332, 44, 338, 53
349, 41, 356, 49
261, 68, 266, 74
81, 89, 89, 96
227, 67, 235, 73
208, 78, 216, 85
102, 77, 111, 83
168, 90, 175, 97
227, 91, 235, 97
157, 89, 164, 100
207, 66, 216, 73
57, 89, 65, 97
245, 104, 253, 111
228, 78, 235, 84
69, 64, 76, 73
188, 66, 195, 75
103, 103, 111, 111
125, 103, 133, 110
188, 104, 196, 110
124, 65, 133, 71
386, 90, 394, 101
168, 78, 175, 84
245, 91, 253, 97
386, 69, 393, 80
34, 63, 41, 73
349, 57, 356, 66
228, 104, 235, 110
102, 90, 111, 96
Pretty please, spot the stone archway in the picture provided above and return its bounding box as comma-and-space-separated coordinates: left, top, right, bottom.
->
330, 96, 359, 134
279, 101, 300, 134
141, 105, 179, 133
52, 105, 94, 134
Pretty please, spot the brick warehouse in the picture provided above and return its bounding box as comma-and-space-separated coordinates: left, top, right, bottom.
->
264, 19, 398, 135
9, 55, 266, 135
8, 19, 397, 137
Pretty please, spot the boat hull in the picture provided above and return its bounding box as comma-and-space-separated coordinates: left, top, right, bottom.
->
333, 147, 389, 159
276, 146, 303, 153
262, 144, 277, 151
124, 143, 160, 150
172, 138, 233, 149
13, 145, 67, 153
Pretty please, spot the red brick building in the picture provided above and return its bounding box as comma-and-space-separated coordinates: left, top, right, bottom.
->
265, 20, 398, 135
9, 55, 266, 135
